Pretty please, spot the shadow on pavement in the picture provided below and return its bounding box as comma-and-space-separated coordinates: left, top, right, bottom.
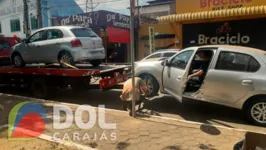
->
143, 95, 250, 128
162, 146, 180, 150
116, 142, 130, 150
200, 124, 221, 135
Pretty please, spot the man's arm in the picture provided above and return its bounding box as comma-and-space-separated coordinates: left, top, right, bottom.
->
140, 80, 149, 96
188, 69, 204, 80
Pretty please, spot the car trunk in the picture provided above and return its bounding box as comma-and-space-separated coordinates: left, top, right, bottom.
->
71, 28, 103, 50
78, 37, 102, 49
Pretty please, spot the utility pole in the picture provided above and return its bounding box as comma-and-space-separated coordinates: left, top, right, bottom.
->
86, 0, 99, 13
23, 0, 30, 38
37, 0, 43, 28
130, 0, 136, 118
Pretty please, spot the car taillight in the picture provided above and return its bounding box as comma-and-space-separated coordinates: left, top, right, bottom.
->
71, 39, 82, 47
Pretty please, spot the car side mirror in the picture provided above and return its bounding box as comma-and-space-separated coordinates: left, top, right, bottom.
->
161, 59, 170, 66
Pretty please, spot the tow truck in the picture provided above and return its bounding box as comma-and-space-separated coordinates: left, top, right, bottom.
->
0, 34, 131, 99
0, 63, 130, 99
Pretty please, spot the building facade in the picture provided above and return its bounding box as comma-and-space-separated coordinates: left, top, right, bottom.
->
55, 10, 131, 63
158, 0, 266, 50
137, 0, 178, 59
0, 0, 83, 39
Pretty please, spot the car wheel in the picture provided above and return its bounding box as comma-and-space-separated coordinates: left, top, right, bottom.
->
245, 98, 266, 127
139, 73, 159, 97
90, 60, 101, 67
12, 53, 26, 67
58, 52, 75, 68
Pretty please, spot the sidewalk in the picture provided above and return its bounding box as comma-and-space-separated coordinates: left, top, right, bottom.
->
0, 94, 246, 150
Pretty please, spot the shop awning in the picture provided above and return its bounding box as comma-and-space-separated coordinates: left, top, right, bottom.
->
158, 5, 266, 23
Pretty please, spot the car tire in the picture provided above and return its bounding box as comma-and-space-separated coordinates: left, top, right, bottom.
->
12, 53, 26, 68
245, 98, 266, 127
58, 51, 75, 68
90, 60, 101, 67
139, 73, 159, 97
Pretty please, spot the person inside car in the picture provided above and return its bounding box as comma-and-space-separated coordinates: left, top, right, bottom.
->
188, 51, 212, 84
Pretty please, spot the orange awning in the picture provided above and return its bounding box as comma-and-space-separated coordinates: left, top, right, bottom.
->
158, 5, 266, 23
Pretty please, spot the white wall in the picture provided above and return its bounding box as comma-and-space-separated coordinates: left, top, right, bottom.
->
0, 0, 38, 39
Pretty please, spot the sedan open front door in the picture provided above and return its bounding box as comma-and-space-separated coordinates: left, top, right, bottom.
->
162, 49, 195, 102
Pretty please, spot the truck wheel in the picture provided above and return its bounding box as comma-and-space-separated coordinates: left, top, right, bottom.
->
12, 53, 26, 68
90, 60, 101, 67
31, 78, 56, 99
139, 73, 159, 97
245, 98, 266, 127
58, 51, 75, 68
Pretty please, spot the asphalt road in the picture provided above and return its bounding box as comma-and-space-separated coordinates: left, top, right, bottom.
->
0, 85, 265, 133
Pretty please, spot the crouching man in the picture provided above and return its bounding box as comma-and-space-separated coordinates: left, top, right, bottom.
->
120, 77, 149, 116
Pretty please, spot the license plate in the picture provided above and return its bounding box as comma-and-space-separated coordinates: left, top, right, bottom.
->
116, 77, 123, 82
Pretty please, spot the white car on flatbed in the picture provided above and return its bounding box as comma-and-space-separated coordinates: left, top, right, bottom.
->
11, 26, 105, 67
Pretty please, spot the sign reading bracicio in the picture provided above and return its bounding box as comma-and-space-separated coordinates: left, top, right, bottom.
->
58, 10, 130, 30
182, 18, 266, 50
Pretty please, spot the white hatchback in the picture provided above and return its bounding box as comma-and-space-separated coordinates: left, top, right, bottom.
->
11, 26, 105, 67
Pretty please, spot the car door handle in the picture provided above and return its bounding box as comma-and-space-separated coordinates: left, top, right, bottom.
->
36, 45, 40, 47
242, 80, 253, 85
56, 43, 61, 46
176, 76, 181, 80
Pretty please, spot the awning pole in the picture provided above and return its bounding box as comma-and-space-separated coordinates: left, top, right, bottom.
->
130, 0, 136, 118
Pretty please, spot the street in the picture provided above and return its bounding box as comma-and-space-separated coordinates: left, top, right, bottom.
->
0, 84, 265, 133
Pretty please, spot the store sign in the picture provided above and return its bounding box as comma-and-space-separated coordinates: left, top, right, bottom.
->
183, 18, 266, 50
57, 10, 130, 30
149, 27, 155, 53
176, 0, 266, 13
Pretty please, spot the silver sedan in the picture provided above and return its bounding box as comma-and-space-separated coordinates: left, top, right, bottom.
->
136, 45, 266, 127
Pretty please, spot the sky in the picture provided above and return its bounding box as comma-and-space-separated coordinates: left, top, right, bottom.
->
74, 0, 149, 15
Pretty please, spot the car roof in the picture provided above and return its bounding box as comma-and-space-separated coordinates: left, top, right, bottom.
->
156, 49, 179, 52
198, 45, 266, 55
34, 26, 88, 32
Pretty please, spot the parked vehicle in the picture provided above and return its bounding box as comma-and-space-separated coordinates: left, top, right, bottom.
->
0, 36, 20, 65
135, 50, 179, 96
11, 26, 105, 67
142, 49, 179, 60
159, 45, 266, 126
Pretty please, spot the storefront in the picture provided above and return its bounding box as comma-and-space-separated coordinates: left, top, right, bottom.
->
55, 10, 130, 63
158, 0, 266, 50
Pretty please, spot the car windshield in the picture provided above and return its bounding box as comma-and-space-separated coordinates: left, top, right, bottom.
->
71, 28, 98, 37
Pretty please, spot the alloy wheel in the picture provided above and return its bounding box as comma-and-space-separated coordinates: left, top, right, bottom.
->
251, 102, 266, 124
14, 55, 22, 66
143, 76, 154, 96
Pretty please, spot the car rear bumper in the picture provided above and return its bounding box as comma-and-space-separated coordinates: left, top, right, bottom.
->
71, 48, 106, 62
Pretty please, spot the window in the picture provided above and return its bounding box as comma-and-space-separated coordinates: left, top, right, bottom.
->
0, 23, 2, 33
163, 52, 176, 58
215, 51, 260, 72
29, 30, 46, 43
145, 53, 161, 59
46, 29, 63, 40
0, 40, 11, 50
30, 16, 38, 30
170, 50, 194, 69
71, 28, 97, 37
10, 19, 20, 32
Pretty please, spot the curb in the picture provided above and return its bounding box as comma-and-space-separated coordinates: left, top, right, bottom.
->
1, 93, 266, 135
0, 124, 95, 150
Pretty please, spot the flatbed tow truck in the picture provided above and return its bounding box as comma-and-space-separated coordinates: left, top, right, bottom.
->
0, 63, 131, 99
